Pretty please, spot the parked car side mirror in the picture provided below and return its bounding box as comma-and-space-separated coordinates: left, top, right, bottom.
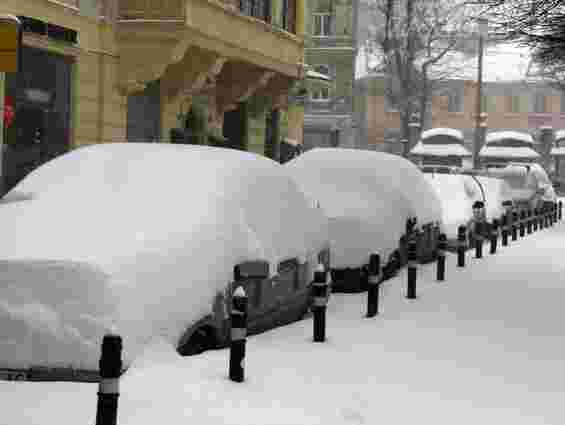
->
234, 260, 270, 281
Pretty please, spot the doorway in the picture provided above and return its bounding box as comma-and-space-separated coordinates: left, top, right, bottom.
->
3, 46, 72, 192
222, 102, 248, 151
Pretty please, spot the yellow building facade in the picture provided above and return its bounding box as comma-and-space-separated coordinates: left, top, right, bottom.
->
0, 0, 305, 189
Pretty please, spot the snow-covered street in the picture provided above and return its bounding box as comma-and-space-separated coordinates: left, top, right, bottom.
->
3, 210, 565, 425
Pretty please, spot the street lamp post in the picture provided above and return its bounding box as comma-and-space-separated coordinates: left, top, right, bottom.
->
473, 18, 488, 170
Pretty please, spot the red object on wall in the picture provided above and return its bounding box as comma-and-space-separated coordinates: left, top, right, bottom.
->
4, 96, 15, 128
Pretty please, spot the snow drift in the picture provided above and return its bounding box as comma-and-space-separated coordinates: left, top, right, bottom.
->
0, 143, 329, 370
284, 148, 443, 268
425, 173, 513, 237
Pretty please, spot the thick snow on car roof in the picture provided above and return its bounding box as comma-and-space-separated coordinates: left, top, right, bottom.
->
284, 148, 443, 268
0, 143, 328, 370
485, 131, 535, 146
420, 128, 464, 142
479, 145, 540, 159
410, 141, 471, 157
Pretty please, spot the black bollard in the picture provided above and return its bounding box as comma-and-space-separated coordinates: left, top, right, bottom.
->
551, 204, 555, 226
554, 202, 558, 223
229, 285, 248, 382
544, 206, 550, 228
312, 266, 329, 342
533, 208, 539, 231
475, 221, 484, 259
501, 214, 509, 246
490, 219, 498, 254
512, 211, 518, 240
457, 225, 466, 268
96, 334, 122, 425
407, 240, 417, 299
366, 253, 381, 318
527, 210, 533, 234
436, 233, 446, 282
540, 207, 545, 230
559, 201, 563, 221
519, 210, 526, 237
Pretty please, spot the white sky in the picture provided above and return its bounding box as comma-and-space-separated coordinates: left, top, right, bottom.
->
356, 42, 536, 83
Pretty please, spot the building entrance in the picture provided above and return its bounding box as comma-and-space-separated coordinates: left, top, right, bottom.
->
3, 46, 72, 192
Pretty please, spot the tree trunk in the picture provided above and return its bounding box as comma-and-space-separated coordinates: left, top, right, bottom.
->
419, 73, 432, 131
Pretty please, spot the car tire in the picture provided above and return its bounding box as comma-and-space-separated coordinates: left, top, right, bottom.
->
179, 327, 215, 356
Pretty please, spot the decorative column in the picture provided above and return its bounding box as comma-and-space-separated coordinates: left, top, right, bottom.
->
539, 126, 555, 173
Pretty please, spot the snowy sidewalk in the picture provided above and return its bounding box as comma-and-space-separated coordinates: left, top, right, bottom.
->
3, 219, 565, 425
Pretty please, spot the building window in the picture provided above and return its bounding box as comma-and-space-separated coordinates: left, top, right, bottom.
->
447, 88, 463, 112
311, 87, 331, 101
506, 95, 520, 113
534, 93, 547, 113
314, 65, 332, 80
240, 0, 271, 23
313, 13, 332, 36
282, 0, 296, 33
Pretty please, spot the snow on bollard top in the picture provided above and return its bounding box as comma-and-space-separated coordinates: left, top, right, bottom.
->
316, 263, 326, 272
233, 286, 246, 298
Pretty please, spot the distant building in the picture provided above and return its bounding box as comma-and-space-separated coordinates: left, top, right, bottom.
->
1, 0, 306, 192
354, 42, 565, 162
303, 0, 359, 150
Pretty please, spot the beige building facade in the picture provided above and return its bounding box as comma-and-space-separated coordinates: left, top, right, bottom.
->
1, 0, 306, 190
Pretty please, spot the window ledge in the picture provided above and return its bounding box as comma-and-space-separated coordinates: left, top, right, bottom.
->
44, 0, 80, 14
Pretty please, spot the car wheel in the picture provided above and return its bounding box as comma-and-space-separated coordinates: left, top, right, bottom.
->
179, 327, 215, 356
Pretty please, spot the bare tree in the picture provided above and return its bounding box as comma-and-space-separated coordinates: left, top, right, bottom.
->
476, 0, 565, 88
364, 0, 476, 136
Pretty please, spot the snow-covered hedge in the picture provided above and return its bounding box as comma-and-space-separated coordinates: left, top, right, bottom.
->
284, 148, 443, 268
0, 143, 329, 370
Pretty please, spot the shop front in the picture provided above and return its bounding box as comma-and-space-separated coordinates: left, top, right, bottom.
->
3, 45, 72, 192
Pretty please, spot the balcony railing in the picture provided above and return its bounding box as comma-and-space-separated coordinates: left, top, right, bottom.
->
119, 0, 296, 34
118, 0, 185, 20
239, 0, 296, 34
239, 0, 271, 23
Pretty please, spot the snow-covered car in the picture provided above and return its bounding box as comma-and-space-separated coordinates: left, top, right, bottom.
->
425, 172, 513, 239
284, 148, 443, 291
0, 143, 329, 378
485, 163, 556, 210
